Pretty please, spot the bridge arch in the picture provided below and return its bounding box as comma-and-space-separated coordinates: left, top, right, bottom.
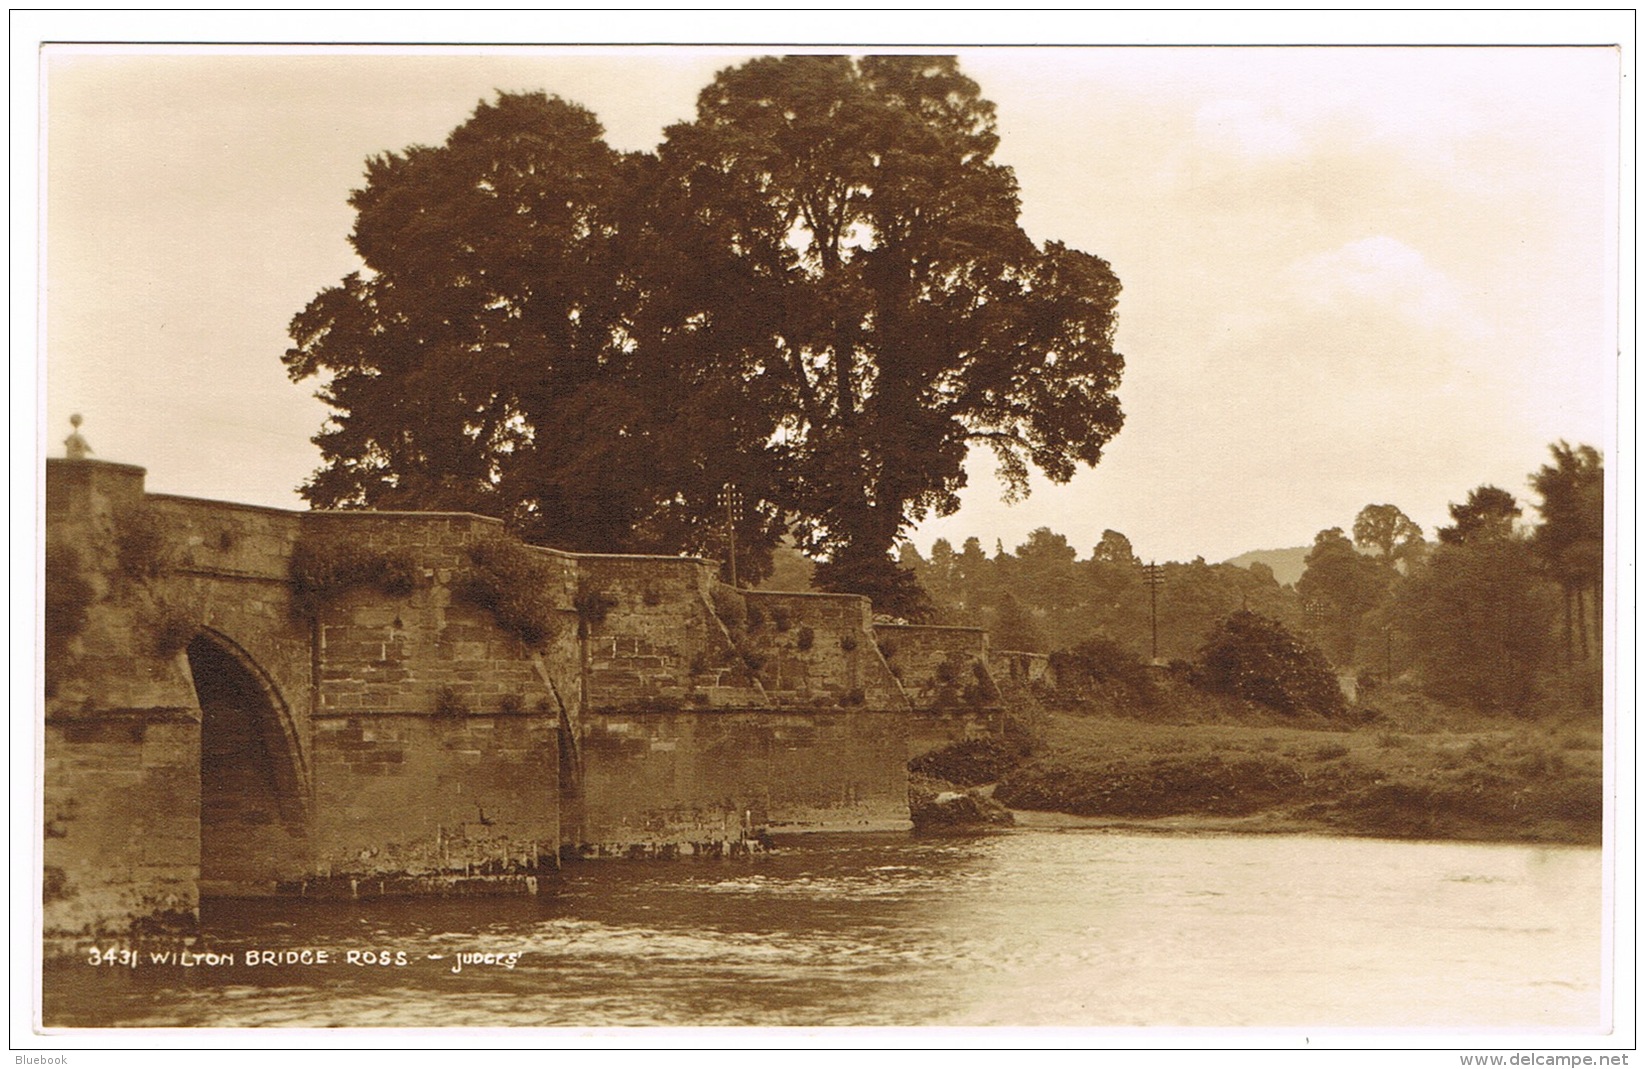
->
185, 628, 311, 893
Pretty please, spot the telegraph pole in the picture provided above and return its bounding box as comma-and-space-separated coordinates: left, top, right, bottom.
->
1142, 561, 1165, 664
718, 485, 743, 588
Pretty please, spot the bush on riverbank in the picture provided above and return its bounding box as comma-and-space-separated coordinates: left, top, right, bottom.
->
1036, 611, 1351, 725
908, 736, 1029, 787
1045, 638, 1162, 712
1191, 611, 1346, 719
1039, 654, 1349, 729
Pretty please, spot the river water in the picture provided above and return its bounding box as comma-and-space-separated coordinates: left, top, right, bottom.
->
42, 829, 1603, 1031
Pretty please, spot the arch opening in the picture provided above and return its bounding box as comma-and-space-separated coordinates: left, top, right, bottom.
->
187, 632, 309, 893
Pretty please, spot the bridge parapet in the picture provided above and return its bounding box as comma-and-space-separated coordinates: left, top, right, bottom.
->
299, 511, 574, 720
740, 590, 904, 711
993, 649, 1055, 689
873, 623, 1004, 758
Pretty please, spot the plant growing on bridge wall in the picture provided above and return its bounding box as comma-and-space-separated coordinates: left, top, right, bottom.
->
433, 685, 469, 718
708, 583, 767, 677
711, 585, 747, 631
970, 661, 1000, 704
106, 505, 203, 665
289, 532, 420, 619
573, 581, 617, 639
114, 504, 173, 581
45, 543, 93, 644
923, 652, 975, 709
149, 601, 198, 660
732, 636, 766, 675
458, 536, 561, 648
44, 542, 94, 697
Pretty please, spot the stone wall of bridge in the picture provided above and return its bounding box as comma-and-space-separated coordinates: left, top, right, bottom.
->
41, 457, 1007, 942
577, 707, 909, 845
569, 576, 912, 841
44, 461, 210, 939
873, 623, 1006, 758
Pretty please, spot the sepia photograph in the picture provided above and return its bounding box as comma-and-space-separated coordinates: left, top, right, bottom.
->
17, 10, 1632, 1054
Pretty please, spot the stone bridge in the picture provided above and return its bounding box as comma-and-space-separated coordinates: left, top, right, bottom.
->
42, 457, 1006, 940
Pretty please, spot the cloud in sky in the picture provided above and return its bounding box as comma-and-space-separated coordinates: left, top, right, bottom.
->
1286, 236, 1480, 336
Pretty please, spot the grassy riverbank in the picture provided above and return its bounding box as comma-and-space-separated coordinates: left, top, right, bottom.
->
934, 683, 1604, 845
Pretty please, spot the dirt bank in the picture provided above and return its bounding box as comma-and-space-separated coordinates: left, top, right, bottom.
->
988, 707, 1603, 846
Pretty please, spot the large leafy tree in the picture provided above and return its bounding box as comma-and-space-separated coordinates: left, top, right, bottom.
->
1352, 503, 1425, 570
1012, 528, 1080, 612
1393, 532, 1557, 714
1437, 485, 1521, 546
287, 93, 626, 523
286, 60, 1126, 609
1296, 527, 1388, 666
653, 56, 1125, 609
1092, 529, 1140, 567
990, 592, 1047, 654
284, 92, 788, 574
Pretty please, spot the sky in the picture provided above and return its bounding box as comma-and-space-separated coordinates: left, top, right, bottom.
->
34, 26, 1625, 567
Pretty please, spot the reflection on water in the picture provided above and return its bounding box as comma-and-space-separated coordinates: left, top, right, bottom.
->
42, 830, 1602, 1029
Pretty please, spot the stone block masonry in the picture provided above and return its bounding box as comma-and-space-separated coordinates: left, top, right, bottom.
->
41, 456, 1007, 943
310, 713, 558, 880
573, 553, 763, 710
741, 591, 904, 711
44, 714, 199, 939
567, 569, 916, 841
994, 649, 1055, 689
579, 708, 910, 842
874, 624, 1007, 758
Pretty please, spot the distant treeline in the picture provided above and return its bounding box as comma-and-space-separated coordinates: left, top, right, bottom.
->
876, 442, 1602, 718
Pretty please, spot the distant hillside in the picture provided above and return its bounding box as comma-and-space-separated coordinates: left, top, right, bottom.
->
1223, 546, 1309, 587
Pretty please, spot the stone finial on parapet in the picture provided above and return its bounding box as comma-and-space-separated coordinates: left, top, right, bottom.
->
63, 414, 93, 460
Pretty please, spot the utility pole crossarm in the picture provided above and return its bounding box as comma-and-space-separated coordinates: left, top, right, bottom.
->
718, 485, 744, 588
